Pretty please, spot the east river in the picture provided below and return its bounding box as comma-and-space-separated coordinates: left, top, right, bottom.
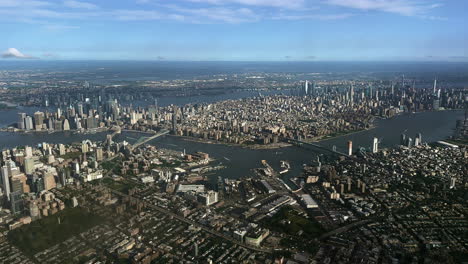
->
0, 105, 463, 185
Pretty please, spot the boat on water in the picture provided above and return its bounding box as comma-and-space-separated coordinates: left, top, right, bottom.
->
279, 160, 290, 174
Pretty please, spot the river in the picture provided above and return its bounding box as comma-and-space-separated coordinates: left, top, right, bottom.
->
0, 109, 461, 186
317, 110, 464, 153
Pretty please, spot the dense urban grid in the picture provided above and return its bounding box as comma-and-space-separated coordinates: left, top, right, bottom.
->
0, 73, 467, 264
2, 76, 467, 148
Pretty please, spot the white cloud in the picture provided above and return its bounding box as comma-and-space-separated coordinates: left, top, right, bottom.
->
0, 0, 444, 26
63, 0, 98, 9
167, 5, 260, 23
1, 48, 36, 59
186, 0, 305, 9
113, 10, 164, 20
326, 0, 442, 16
0, 0, 51, 8
273, 13, 353, 20
43, 24, 80, 30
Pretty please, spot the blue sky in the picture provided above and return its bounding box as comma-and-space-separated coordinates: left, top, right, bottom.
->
0, 0, 467, 61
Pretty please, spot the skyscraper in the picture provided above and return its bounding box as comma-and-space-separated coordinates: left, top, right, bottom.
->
172, 106, 178, 134
400, 134, 406, 146
304, 80, 309, 95
130, 111, 137, 125
96, 147, 104, 161
73, 161, 80, 174
1, 166, 11, 201
406, 137, 413, 148
63, 119, 70, 131
25, 146, 33, 158
17, 113, 26, 129
81, 142, 89, 153
58, 169, 67, 186
48, 118, 54, 131
24, 158, 35, 175
10, 191, 24, 214
433, 99, 440, 110
43, 173, 56, 191
77, 103, 84, 117
59, 144, 66, 156
347, 141, 353, 156
25, 116, 34, 130
372, 137, 379, 153
414, 133, 422, 146
34, 111, 44, 131
10, 178, 24, 194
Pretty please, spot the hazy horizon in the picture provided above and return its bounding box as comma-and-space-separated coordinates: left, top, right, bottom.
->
1, 0, 467, 61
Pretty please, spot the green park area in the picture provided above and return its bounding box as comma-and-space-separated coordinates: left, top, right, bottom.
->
101, 177, 140, 194
8, 207, 103, 257
263, 206, 326, 254
60, 151, 82, 160
150, 160, 181, 169
101, 159, 122, 174
266, 206, 325, 238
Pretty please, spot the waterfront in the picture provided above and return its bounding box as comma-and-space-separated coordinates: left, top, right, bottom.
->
0, 109, 462, 186
318, 110, 464, 153
0, 90, 288, 128
118, 132, 325, 185
0, 106, 48, 128
0, 130, 110, 148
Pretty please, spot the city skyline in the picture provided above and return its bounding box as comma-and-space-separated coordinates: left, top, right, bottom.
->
1, 0, 467, 61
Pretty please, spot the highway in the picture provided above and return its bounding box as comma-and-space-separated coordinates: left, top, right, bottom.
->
319, 219, 374, 240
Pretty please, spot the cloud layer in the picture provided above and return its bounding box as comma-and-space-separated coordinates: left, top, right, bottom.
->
326, 0, 441, 16
63, 0, 98, 10
0, 0, 367, 24
0, 0, 446, 26
185, 0, 305, 9
1, 48, 35, 59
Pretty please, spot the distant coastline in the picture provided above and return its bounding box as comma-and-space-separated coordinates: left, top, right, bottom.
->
0, 101, 17, 110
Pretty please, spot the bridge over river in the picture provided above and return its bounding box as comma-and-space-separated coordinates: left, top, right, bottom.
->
128, 129, 170, 150
283, 138, 350, 158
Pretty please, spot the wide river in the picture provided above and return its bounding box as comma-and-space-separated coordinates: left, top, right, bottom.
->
0, 106, 463, 185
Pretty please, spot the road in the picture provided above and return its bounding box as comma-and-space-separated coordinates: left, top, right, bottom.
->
319, 219, 374, 240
